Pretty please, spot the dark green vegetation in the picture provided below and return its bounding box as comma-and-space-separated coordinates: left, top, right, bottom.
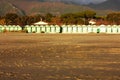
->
1, 11, 120, 25
0, 33, 120, 80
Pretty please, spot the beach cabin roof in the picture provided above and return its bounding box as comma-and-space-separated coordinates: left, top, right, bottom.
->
34, 21, 48, 25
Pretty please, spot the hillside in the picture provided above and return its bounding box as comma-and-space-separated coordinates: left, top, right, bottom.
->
88, 0, 120, 11
0, 0, 119, 16
0, 0, 93, 16
0, 0, 25, 16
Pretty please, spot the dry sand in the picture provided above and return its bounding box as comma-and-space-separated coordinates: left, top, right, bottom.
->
0, 33, 120, 80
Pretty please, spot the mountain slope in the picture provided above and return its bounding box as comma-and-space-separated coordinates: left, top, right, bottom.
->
88, 0, 120, 11
5, 0, 93, 15
0, 0, 119, 16
0, 1, 25, 16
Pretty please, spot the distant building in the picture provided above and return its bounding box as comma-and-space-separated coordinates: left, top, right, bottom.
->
89, 19, 96, 25
34, 21, 48, 25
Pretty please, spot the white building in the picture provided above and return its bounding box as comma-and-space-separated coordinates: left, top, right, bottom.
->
34, 21, 48, 25
89, 19, 96, 25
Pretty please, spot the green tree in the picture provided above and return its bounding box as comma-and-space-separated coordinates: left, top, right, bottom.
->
82, 10, 96, 25
45, 13, 54, 22
19, 16, 29, 25
5, 13, 19, 25
61, 13, 85, 24
32, 14, 45, 23
61, 13, 76, 24
0, 18, 6, 25
83, 10, 96, 19
16, 14, 45, 26
106, 12, 120, 24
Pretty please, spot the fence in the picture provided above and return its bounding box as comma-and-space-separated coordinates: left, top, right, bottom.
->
0, 25, 120, 34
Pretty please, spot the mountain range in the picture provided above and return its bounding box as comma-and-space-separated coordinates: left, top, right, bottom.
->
88, 0, 120, 11
0, 0, 119, 16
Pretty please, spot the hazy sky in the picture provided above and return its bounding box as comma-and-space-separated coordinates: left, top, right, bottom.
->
64, 0, 107, 4
22, 0, 108, 4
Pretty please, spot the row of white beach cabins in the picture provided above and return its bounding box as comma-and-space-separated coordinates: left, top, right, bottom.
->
0, 25, 120, 34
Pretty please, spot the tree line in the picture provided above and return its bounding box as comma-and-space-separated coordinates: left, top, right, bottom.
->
0, 10, 120, 25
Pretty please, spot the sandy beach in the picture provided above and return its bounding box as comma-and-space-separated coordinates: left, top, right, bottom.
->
0, 33, 120, 80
